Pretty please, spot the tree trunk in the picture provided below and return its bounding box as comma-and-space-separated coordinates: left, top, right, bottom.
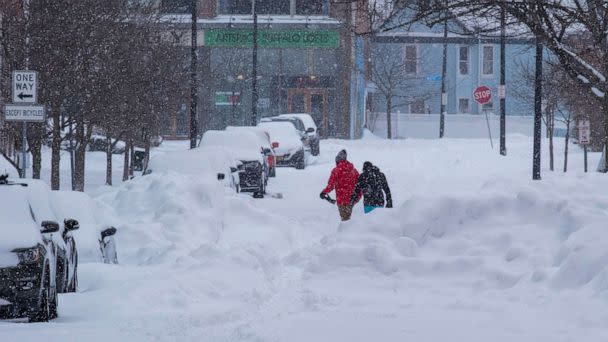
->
72, 120, 89, 192
386, 95, 392, 139
564, 120, 570, 172
106, 135, 113, 186
129, 139, 135, 178
122, 137, 130, 182
604, 88, 608, 173
28, 124, 43, 179
143, 133, 151, 174
51, 105, 61, 190
548, 111, 554, 171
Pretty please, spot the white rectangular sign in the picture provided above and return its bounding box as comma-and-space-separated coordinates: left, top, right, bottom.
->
578, 120, 591, 145
498, 85, 506, 99
4, 104, 45, 122
12, 71, 37, 103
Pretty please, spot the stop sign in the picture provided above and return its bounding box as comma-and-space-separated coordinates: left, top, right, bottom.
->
473, 86, 492, 105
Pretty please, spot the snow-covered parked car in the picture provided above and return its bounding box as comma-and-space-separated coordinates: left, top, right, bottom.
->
25, 181, 80, 296
261, 116, 312, 154
201, 130, 269, 198
278, 113, 320, 156
226, 126, 277, 178
146, 146, 241, 193
257, 121, 307, 169
50, 190, 119, 265
0, 176, 64, 322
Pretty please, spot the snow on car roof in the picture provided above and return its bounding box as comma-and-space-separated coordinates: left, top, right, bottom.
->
225, 126, 272, 148
278, 113, 317, 130
148, 146, 240, 177
0, 184, 43, 252
201, 130, 264, 162
256, 121, 303, 153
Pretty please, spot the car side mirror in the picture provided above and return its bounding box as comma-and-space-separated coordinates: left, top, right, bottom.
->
306, 127, 315, 133
64, 219, 80, 231
101, 227, 117, 240
230, 167, 238, 173
272, 142, 279, 149
217, 173, 226, 181
41, 221, 60, 234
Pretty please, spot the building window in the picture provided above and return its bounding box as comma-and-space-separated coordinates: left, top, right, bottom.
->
404, 45, 418, 75
482, 45, 494, 75
459, 46, 469, 75
221, 0, 252, 15
459, 98, 470, 113
258, 0, 290, 15
160, 0, 192, 13
411, 99, 425, 114
296, 0, 323, 15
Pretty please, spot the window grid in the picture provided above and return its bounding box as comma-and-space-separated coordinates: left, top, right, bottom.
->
482, 45, 494, 75
459, 46, 469, 75
404, 45, 418, 75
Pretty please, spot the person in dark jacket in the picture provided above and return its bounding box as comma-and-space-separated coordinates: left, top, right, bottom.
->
350, 161, 392, 214
320, 150, 360, 221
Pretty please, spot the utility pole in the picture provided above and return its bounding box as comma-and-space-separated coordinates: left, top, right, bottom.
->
189, 0, 198, 149
499, 1, 506, 156
251, 0, 259, 126
439, 11, 448, 138
20, 0, 31, 178
533, 40, 543, 180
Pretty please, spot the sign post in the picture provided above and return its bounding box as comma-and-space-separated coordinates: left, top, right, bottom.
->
5, 70, 43, 178
474, 85, 494, 149
578, 119, 591, 172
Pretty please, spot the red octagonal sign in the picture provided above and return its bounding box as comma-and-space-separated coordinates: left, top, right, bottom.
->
473, 86, 492, 105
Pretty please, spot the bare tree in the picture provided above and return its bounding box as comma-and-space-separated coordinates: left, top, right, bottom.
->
371, 43, 425, 138
394, 0, 608, 171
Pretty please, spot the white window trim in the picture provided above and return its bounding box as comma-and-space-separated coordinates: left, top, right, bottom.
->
404, 44, 419, 76
458, 46, 469, 76
481, 45, 494, 77
458, 98, 470, 113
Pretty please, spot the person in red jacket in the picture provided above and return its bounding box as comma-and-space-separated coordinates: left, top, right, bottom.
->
320, 150, 361, 221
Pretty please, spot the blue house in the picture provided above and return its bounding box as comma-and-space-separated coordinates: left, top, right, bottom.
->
371, 11, 537, 117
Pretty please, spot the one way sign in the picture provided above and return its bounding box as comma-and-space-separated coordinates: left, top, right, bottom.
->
12, 71, 37, 103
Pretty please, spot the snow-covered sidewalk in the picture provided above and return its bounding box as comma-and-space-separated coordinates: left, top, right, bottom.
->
1, 134, 607, 342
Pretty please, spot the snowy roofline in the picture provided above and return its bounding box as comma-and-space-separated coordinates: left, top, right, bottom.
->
160, 14, 342, 28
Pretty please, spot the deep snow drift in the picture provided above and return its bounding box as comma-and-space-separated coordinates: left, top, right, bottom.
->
1, 134, 607, 341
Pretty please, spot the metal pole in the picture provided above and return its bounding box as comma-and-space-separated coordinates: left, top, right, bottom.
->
584, 145, 588, 173
20, 122, 26, 178
499, 1, 506, 156
189, 0, 198, 149
439, 12, 448, 138
20, 0, 30, 178
251, 0, 259, 126
533, 40, 543, 180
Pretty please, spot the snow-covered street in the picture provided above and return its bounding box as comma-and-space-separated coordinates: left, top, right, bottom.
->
1, 134, 607, 341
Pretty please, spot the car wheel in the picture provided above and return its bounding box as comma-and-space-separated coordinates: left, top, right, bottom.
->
67, 253, 78, 293
295, 153, 306, 170
49, 283, 58, 319
29, 274, 50, 322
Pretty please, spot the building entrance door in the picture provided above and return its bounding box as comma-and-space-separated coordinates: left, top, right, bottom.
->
287, 88, 329, 137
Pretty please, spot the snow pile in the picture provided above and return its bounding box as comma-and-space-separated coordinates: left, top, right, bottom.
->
292, 184, 608, 297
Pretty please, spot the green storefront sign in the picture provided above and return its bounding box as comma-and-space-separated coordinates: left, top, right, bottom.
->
204, 29, 340, 48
